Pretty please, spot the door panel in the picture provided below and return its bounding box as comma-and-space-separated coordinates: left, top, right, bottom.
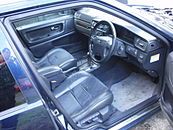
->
17, 16, 74, 46
16, 15, 81, 58
13, 9, 89, 58
16, 15, 88, 58
160, 51, 173, 125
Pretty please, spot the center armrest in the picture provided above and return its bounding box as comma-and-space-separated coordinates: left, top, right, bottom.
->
38, 66, 66, 90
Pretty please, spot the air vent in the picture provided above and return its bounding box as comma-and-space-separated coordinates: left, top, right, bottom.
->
134, 38, 148, 51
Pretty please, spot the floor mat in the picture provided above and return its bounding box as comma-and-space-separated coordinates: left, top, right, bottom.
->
92, 57, 132, 87
111, 73, 157, 112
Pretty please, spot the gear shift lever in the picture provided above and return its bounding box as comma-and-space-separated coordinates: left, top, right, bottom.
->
86, 52, 100, 70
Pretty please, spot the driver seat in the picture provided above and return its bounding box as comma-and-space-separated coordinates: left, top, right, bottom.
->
53, 71, 114, 126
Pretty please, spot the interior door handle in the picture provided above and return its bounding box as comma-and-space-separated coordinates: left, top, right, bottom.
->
51, 26, 60, 31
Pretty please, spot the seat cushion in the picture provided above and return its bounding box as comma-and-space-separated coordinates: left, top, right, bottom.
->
35, 48, 77, 71
54, 71, 113, 123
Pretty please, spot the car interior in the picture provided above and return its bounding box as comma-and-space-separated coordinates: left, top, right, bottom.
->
5, 6, 168, 129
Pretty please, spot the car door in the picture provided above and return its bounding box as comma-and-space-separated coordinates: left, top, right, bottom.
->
13, 9, 87, 58
0, 22, 58, 130
160, 51, 173, 126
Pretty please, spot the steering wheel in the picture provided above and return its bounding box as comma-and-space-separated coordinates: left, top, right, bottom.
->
89, 20, 116, 63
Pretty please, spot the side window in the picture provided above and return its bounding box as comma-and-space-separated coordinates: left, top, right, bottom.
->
0, 52, 25, 112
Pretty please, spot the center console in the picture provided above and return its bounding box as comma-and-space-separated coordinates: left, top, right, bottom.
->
78, 53, 100, 72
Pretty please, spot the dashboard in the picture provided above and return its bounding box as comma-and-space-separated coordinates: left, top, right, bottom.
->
74, 8, 164, 77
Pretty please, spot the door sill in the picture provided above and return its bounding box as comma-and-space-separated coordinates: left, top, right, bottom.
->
109, 102, 160, 130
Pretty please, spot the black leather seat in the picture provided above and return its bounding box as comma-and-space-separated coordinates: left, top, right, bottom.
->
54, 71, 113, 125
26, 48, 77, 72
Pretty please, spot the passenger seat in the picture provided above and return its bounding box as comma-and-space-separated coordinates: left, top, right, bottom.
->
26, 48, 77, 73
